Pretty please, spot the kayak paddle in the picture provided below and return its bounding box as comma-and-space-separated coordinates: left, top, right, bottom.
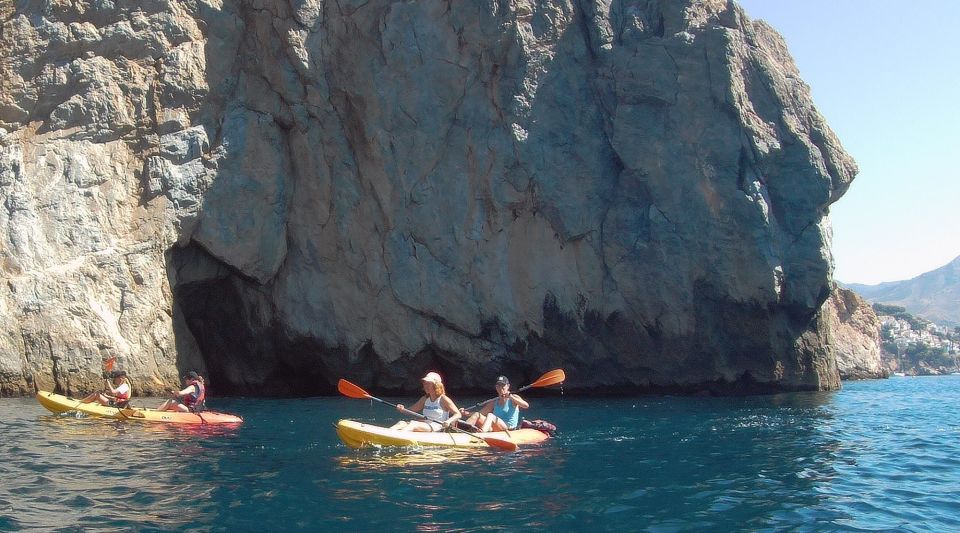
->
66, 395, 141, 420
337, 379, 518, 451
462, 368, 566, 412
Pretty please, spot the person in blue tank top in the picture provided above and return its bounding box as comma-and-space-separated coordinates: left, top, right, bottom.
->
389, 371, 462, 432
462, 376, 529, 432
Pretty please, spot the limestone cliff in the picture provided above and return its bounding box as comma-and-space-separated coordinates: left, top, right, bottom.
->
0, 0, 856, 396
824, 287, 886, 380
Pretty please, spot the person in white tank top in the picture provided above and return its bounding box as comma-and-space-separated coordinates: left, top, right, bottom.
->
80, 370, 132, 407
390, 371, 462, 432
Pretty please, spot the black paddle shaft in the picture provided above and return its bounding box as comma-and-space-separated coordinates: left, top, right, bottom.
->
463, 382, 538, 412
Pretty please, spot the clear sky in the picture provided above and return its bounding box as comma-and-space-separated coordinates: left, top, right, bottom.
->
735, 1, 960, 285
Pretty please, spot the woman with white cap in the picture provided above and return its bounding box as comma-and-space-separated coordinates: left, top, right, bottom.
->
389, 371, 462, 432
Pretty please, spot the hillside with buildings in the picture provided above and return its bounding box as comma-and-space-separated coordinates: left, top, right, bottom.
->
876, 304, 960, 375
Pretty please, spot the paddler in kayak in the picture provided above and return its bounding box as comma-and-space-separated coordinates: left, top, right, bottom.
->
79, 370, 131, 408
389, 371, 462, 432
461, 375, 529, 432
157, 371, 206, 413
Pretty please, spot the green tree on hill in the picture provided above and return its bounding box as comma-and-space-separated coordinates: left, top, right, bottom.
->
873, 303, 929, 330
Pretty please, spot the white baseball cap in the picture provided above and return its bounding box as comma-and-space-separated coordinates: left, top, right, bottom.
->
421, 371, 442, 385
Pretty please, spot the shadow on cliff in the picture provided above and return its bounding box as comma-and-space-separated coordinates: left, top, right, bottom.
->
167, 244, 355, 397
167, 241, 524, 397
164, 0, 834, 398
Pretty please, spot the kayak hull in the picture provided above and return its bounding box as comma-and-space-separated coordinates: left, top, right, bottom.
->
36, 391, 243, 425
335, 419, 549, 449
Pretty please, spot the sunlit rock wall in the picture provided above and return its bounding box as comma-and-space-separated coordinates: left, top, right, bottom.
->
0, 0, 856, 396
825, 287, 886, 380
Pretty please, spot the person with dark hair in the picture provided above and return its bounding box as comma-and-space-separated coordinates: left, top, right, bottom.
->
461, 376, 529, 432
389, 371, 462, 432
80, 370, 131, 407
157, 371, 206, 413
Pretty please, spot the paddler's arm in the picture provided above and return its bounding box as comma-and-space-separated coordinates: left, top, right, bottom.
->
170, 384, 196, 399
510, 394, 530, 409
397, 396, 427, 414
479, 401, 495, 415
440, 396, 461, 428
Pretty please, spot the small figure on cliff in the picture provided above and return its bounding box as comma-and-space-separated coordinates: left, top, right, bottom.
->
80, 370, 131, 407
461, 376, 529, 432
390, 371, 462, 432
157, 371, 206, 413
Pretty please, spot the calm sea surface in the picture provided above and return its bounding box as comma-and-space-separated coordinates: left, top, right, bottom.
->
2, 376, 960, 532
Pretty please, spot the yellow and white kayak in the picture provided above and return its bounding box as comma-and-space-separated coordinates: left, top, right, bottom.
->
335, 419, 550, 449
36, 391, 243, 425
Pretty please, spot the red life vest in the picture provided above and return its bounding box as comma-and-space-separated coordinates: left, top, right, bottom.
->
113, 383, 130, 406
183, 379, 206, 412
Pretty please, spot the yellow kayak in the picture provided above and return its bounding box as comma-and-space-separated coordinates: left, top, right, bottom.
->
36, 391, 243, 425
335, 419, 550, 449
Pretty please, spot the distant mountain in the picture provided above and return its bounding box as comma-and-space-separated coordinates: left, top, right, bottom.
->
844, 256, 960, 327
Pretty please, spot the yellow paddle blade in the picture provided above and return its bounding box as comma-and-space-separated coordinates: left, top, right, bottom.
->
103, 357, 116, 372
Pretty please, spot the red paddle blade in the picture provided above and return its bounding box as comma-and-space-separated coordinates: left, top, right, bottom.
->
337, 379, 372, 400
104, 357, 116, 372
529, 369, 565, 388
483, 436, 518, 451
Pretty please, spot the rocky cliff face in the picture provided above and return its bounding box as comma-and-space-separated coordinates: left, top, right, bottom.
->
824, 287, 886, 380
0, 0, 856, 397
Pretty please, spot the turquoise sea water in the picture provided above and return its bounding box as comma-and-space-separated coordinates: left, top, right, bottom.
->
2, 376, 960, 531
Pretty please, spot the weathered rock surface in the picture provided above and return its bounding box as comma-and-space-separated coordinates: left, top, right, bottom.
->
824, 287, 886, 380
1, 0, 856, 397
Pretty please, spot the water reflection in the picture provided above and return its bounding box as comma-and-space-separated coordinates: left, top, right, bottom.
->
2, 405, 240, 531
326, 435, 575, 529
337, 447, 476, 469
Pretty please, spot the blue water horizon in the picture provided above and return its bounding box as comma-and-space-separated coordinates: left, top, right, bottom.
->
3, 376, 959, 531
